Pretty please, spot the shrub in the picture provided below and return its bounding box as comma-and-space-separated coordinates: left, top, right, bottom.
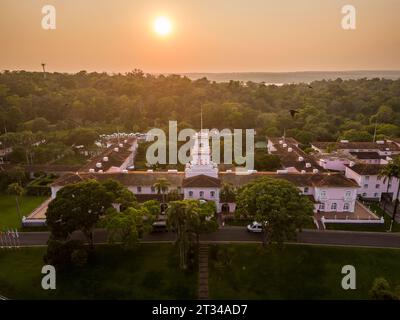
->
71, 248, 89, 267
44, 239, 85, 269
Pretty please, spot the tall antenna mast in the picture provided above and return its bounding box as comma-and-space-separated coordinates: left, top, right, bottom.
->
373, 122, 378, 143
41, 63, 46, 79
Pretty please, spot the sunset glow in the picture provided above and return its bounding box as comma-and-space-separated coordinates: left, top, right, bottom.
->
154, 16, 172, 36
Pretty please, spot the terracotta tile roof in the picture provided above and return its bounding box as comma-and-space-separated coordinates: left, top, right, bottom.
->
312, 141, 400, 152
349, 152, 385, 160
52, 171, 185, 187
268, 137, 324, 172
79, 142, 133, 172
219, 172, 358, 188
182, 175, 221, 188
346, 164, 385, 176
52, 171, 358, 189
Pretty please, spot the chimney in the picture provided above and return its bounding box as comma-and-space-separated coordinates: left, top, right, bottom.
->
298, 156, 304, 162
312, 169, 319, 174
288, 147, 293, 152
103, 156, 109, 162
306, 163, 311, 168
276, 169, 288, 174
96, 162, 102, 168
247, 170, 257, 174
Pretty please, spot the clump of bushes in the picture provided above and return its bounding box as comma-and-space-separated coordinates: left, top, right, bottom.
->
25, 174, 57, 196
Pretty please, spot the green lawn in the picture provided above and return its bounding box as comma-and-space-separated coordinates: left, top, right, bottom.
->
209, 244, 400, 299
0, 244, 197, 300
368, 202, 400, 232
0, 195, 47, 229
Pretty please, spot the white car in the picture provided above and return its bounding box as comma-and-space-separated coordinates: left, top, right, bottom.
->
247, 221, 263, 233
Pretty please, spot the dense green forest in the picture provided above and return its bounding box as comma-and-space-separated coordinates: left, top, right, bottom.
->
0, 70, 399, 165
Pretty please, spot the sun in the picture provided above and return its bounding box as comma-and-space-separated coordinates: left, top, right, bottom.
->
154, 16, 172, 36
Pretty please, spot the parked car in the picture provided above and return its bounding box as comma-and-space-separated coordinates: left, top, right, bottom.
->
247, 221, 263, 233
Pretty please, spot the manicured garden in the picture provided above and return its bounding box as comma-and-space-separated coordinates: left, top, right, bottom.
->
209, 244, 400, 299
0, 244, 197, 299
0, 195, 47, 229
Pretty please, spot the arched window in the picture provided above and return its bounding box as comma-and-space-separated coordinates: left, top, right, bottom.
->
199, 191, 204, 198
331, 203, 337, 211
189, 191, 193, 197
210, 191, 215, 198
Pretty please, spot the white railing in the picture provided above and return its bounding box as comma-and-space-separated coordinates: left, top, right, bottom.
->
321, 216, 384, 225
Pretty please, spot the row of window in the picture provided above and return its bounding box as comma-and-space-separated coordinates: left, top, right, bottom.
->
361, 192, 380, 198
364, 176, 392, 182
320, 190, 352, 198
136, 187, 180, 193
188, 191, 216, 198
319, 202, 350, 211
363, 183, 392, 189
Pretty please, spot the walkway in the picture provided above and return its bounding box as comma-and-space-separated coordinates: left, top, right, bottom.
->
198, 244, 209, 299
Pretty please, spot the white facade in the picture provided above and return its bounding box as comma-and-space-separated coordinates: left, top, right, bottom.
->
314, 187, 356, 212
345, 166, 399, 200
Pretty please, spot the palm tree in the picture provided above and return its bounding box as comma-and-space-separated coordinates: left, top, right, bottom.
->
167, 201, 190, 269
219, 183, 237, 203
380, 157, 400, 231
7, 183, 24, 222
379, 165, 395, 213
153, 178, 170, 206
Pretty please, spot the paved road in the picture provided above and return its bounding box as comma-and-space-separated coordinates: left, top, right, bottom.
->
11, 227, 400, 249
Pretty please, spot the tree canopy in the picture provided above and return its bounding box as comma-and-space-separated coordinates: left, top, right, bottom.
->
236, 177, 314, 245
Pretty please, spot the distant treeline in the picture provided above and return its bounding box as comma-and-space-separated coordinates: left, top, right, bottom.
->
0, 70, 399, 164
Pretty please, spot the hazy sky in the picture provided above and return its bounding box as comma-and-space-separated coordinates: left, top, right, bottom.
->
1, 0, 400, 73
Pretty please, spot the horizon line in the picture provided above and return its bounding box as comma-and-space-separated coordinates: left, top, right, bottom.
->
2, 69, 400, 75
